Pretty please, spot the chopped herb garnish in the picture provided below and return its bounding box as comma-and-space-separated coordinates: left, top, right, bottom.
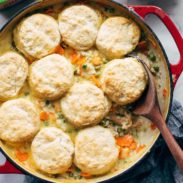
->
75, 167, 81, 173
43, 121, 49, 126
116, 113, 125, 117
153, 65, 159, 72
100, 119, 110, 127
57, 112, 66, 123
57, 112, 64, 119
117, 126, 124, 136
104, 7, 115, 13
140, 31, 147, 41
24, 92, 29, 96
103, 59, 109, 64
68, 172, 74, 177
82, 64, 87, 69
148, 52, 156, 62
45, 100, 50, 105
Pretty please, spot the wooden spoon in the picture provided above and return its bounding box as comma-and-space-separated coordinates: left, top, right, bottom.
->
130, 55, 183, 172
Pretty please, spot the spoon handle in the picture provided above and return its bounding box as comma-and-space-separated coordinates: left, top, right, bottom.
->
150, 111, 183, 173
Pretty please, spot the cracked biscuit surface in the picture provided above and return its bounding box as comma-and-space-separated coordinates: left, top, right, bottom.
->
0, 99, 40, 143
58, 5, 101, 50
61, 81, 111, 128
74, 126, 119, 175
100, 57, 147, 105
31, 127, 74, 174
96, 17, 140, 59
29, 54, 74, 100
14, 14, 61, 60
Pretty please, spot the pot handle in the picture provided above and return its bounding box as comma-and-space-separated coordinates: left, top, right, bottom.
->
129, 5, 183, 87
0, 143, 22, 174
0, 149, 22, 174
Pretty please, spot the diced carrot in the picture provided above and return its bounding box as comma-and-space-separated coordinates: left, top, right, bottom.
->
15, 150, 29, 162
71, 51, 80, 64
49, 112, 56, 121
137, 40, 148, 51
80, 172, 92, 178
136, 145, 146, 153
163, 88, 168, 97
129, 141, 137, 150
40, 111, 49, 121
150, 123, 157, 130
90, 75, 101, 88
115, 134, 135, 147
77, 56, 86, 66
119, 147, 130, 159
55, 45, 65, 55
53, 101, 61, 112
110, 168, 118, 173
91, 56, 103, 66
79, 64, 83, 76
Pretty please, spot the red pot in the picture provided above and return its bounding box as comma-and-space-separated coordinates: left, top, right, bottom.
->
0, 1, 182, 182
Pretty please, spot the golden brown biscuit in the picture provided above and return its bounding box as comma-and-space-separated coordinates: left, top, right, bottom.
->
74, 126, 118, 175
14, 14, 61, 60
96, 17, 140, 59
29, 54, 74, 100
0, 52, 28, 101
100, 57, 147, 105
61, 81, 111, 128
31, 127, 74, 174
0, 99, 40, 143
58, 5, 101, 50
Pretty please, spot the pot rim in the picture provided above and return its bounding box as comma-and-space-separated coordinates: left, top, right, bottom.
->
0, 1, 173, 182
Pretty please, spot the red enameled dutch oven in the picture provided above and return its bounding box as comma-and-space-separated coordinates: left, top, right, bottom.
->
0, 0, 183, 182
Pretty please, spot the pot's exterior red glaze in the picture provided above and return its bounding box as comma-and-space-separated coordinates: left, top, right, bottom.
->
130, 5, 183, 87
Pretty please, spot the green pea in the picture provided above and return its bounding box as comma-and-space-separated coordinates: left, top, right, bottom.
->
153, 65, 159, 72
148, 52, 156, 62
82, 64, 87, 69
